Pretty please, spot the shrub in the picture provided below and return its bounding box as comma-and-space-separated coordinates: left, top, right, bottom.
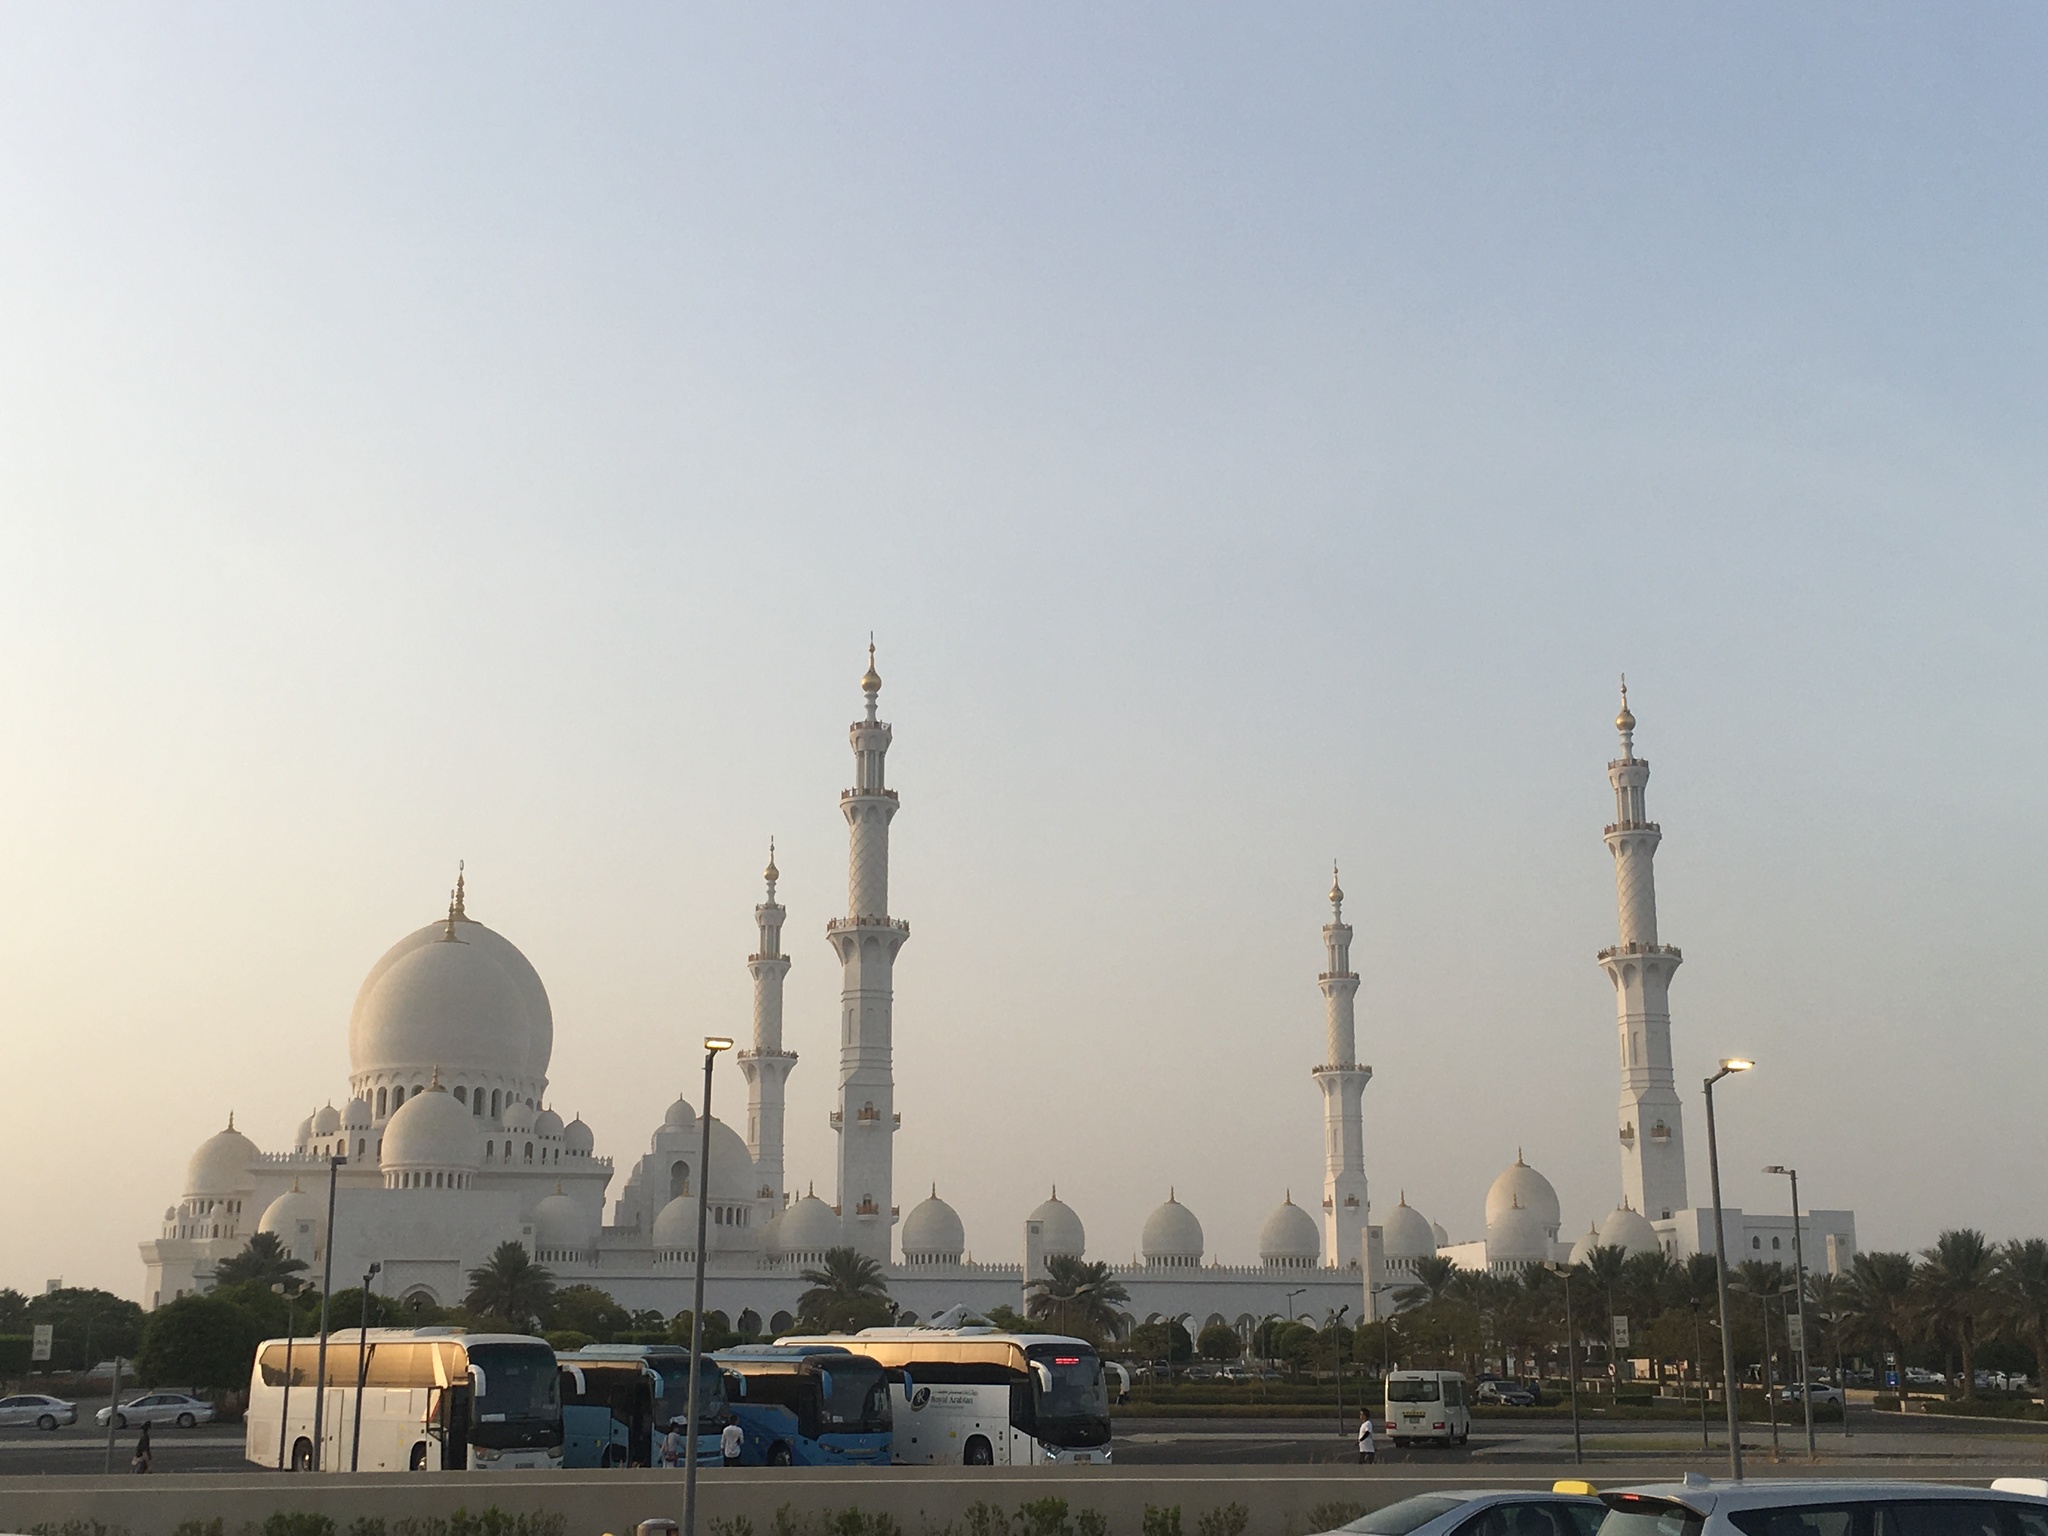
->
1076, 1514, 1109, 1536
1306, 1505, 1367, 1533
263, 1517, 335, 1536
1196, 1508, 1248, 1536
710, 1520, 758, 1536
964, 1505, 1011, 1536
1016, 1502, 1071, 1536
1144, 1510, 1183, 1536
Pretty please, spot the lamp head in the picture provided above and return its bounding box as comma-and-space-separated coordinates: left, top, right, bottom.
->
704, 1036, 735, 1053
1763, 1164, 1790, 1176
1720, 1058, 1754, 1073
368, 1262, 382, 1278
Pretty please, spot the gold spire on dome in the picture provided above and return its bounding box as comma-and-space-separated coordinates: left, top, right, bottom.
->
861, 637, 882, 696
428, 1065, 444, 1091
1616, 675, 1636, 734
453, 861, 467, 920
1284, 1189, 1293, 1205
227, 1111, 235, 1131
764, 837, 778, 886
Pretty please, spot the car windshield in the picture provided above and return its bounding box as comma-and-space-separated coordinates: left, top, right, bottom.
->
1387, 1378, 1442, 1403
1342, 1496, 1467, 1534
1597, 1499, 1705, 1536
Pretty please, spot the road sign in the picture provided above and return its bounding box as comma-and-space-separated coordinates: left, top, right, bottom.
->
30, 1325, 53, 1363
1784, 1313, 1804, 1351
1611, 1316, 1630, 1350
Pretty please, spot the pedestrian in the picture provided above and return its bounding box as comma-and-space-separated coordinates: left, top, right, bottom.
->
721, 1419, 744, 1468
660, 1420, 684, 1468
1356, 1409, 1376, 1465
131, 1421, 153, 1474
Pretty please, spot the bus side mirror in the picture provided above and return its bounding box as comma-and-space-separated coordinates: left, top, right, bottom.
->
1032, 1363, 1053, 1392
723, 1371, 746, 1398
898, 1368, 916, 1395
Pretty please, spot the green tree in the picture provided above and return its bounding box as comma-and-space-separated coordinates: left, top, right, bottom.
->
548, 1284, 633, 1342
795, 1247, 893, 1333
1846, 1251, 1917, 1401
1992, 1239, 2048, 1405
1392, 1256, 1458, 1310
0, 1289, 28, 1334
1125, 1318, 1194, 1372
211, 1232, 309, 1290
665, 1310, 742, 1352
26, 1288, 146, 1372
1197, 1322, 1241, 1362
1026, 1256, 1131, 1345
1916, 1229, 1998, 1398
137, 1293, 265, 1393
464, 1242, 557, 1330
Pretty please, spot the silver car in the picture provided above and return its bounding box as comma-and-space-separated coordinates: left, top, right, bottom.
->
1599, 1478, 2048, 1536
0, 1394, 76, 1430
94, 1392, 215, 1429
1321, 1489, 1606, 1536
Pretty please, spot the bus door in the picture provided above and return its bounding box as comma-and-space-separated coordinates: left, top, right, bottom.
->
428, 1380, 472, 1470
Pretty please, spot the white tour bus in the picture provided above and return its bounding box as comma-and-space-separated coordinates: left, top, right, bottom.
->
779, 1325, 1127, 1466
1383, 1368, 1471, 1447
246, 1327, 563, 1472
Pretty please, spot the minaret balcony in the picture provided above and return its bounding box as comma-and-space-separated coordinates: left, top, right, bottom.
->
1311, 1062, 1372, 1078
1316, 971, 1359, 983
736, 1048, 797, 1062
1604, 820, 1661, 835
1597, 941, 1682, 962
1607, 756, 1649, 770
746, 952, 792, 965
825, 915, 911, 934
839, 787, 900, 802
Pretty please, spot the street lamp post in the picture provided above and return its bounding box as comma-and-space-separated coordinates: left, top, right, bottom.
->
310, 1152, 346, 1471
683, 1035, 734, 1536
1689, 1298, 1709, 1453
272, 1282, 297, 1470
1327, 1305, 1351, 1437
1544, 1262, 1582, 1465
350, 1261, 382, 1471
1705, 1057, 1753, 1481
1765, 1164, 1817, 1460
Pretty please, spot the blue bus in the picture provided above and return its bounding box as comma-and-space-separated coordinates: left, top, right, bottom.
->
712, 1344, 893, 1466
561, 1345, 730, 1466
557, 1355, 660, 1468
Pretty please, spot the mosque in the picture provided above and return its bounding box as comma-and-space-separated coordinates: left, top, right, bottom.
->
141, 661, 1854, 1337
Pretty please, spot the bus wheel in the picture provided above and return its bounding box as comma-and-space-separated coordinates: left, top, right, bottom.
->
409, 1443, 429, 1471
767, 1442, 794, 1467
601, 1444, 625, 1468
964, 1438, 994, 1467
293, 1439, 316, 1471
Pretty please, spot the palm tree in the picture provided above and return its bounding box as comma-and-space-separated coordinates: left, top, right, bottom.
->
1992, 1240, 2048, 1407
464, 1241, 556, 1329
1621, 1250, 1675, 1386
212, 1231, 309, 1290
1916, 1229, 1997, 1399
796, 1246, 893, 1333
1845, 1251, 1916, 1406
1025, 1255, 1130, 1344
1393, 1255, 1459, 1310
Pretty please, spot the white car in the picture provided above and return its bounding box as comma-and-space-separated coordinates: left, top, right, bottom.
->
0, 1394, 76, 1430
1777, 1383, 1845, 1406
1318, 1488, 1606, 1536
95, 1392, 215, 1429
1599, 1478, 2048, 1536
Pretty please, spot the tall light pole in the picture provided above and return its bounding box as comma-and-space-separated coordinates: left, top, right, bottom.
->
350, 1261, 381, 1471
684, 1035, 733, 1536
1326, 1304, 1351, 1436
272, 1282, 297, 1470
1705, 1057, 1753, 1481
310, 1152, 345, 1471
1765, 1164, 1817, 1460
1543, 1262, 1582, 1465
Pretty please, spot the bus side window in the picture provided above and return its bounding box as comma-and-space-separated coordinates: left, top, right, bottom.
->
1444, 1378, 1463, 1407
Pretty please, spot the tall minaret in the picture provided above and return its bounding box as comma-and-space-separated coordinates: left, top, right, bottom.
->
827, 644, 908, 1263
1599, 680, 1689, 1221
738, 841, 796, 1208
1312, 865, 1372, 1268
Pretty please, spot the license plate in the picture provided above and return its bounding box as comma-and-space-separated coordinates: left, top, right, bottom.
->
1074, 1455, 1090, 1464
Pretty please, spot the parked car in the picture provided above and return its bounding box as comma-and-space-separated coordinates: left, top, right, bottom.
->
1779, 1383, 1845, 1406
1477, 1381, 1538, 1407
1314, 1487, 1604, 1536
95, 1392, 216, 1429
1597, 1478, 2048, 1536
0, 1394, 77, 1430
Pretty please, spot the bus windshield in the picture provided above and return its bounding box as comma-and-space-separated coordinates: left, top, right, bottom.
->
650, 1358, 729, 1426
817, 1357, 891, 1434
1386, 1378, 1442, 1403
1026, 1343, 1110, 1448
469, 1343, 562, 1449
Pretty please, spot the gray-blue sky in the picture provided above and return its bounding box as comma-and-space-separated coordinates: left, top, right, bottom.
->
1, 5, 2044, 1295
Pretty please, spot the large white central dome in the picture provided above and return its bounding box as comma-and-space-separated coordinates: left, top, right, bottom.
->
348, 906, 553, 1096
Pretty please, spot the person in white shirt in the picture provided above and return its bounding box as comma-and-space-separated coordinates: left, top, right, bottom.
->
721, 1420, 744, 1467
660, 1422, 683, 1468
1356, 1409, 1376, 1465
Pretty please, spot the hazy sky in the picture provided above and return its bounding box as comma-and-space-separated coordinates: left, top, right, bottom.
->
2, 6, 2045, 1299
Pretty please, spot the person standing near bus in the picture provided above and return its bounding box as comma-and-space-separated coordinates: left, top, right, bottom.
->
660, 1422, 683, 1468
721, 1420, 743, 1467
1356, 1409, 1376, 1465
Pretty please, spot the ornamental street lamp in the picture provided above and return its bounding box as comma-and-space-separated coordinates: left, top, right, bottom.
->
1705, 1057, 1754, 1481
272, 1281, 297, 1470
683, 1035, 734, 1536
1543, 1262, 1583, 1465
1765, 1164, 1817, 1460
310, 1152, 346, 1471
351, 1261, 382, 1470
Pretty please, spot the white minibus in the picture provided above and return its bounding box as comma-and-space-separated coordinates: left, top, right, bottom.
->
1383, 1369, 1470, 1447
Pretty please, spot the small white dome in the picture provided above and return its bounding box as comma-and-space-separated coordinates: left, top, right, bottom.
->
1597, 1203, 1660, 1257
1486, 1198, 1548, 1265
699, 1117, 756, 1202
778, 1192, 841, 1255
903, 1190, 965, 1260
1485, 1152, 1561, 1240
258, 1181, 326, 1260
652, 1194, 701, 1251
1431, 1222, 1450, 1248
295, 1114, 316, 1147
1568, 1221, 1601, 1268
381, 1081, 480, 1171
344, 1097, 372, 1129
1382, 1197, 1438, 1262
185, 1120, 260, 1197
532, 1185, 594, 1251
1141, 1192, 1204, 1264
564, 1116, 594, 1154
503, 1099, 537, 1132
662, 1094, 698, 1132
534, 1107, 564, 1139
1258, 1195, 1320, 1265
312, 1103, 341, 1136
1028, 1190, 1086, 1257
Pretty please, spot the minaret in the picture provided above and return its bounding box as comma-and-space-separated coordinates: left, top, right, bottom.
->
1312, 864, 1372, 1268
827, 643, 908, 1263
1599, 680, 1689, 1221
738, 840, 797, 1207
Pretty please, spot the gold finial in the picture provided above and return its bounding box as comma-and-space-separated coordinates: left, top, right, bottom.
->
931, 1182, 938, 1198
1398, 1190, 1407, 1207
1616, 674, 1635, 734
428, 1065, 444, 1090
1516, 1147, 1525, 1165
453, 860, 467, 920
764, 837, 779, 885
556, 1181, 566, 1197
861, 636, 882, 696
1169, 1186, 1177, 1203
290, 1177, 302, 1193
1284, 1188, 1293, 1205
227, 1111, 235, 1131
1329, 861, 1344, 909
